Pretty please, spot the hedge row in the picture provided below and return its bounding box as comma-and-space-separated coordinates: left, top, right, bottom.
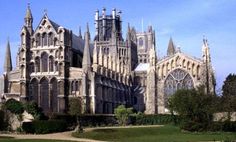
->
22, 120, 67, 134
50, 114, 117, 127
130, 114, 180, 125
80, 114, 117, 127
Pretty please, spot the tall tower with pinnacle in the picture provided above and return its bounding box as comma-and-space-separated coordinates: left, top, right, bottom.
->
4, 39, 12, 73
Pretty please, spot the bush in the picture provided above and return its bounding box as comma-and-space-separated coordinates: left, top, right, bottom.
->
168, 88, 215, 131
50, 113, 76, 129
80, 114, 117, 127
22, 122, 34, 133
130, 113, 180, 125
222, 121, 236, 132
22, 120, 67, 134
4, 99, 24, 115
114, 105, 133, 126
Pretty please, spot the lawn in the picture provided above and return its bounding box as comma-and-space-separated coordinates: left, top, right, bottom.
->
73, 125, 236, 142
0, 137, 74, 142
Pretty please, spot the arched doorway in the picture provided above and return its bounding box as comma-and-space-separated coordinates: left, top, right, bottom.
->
164, 69, 194, 106
40, 77, 49, 112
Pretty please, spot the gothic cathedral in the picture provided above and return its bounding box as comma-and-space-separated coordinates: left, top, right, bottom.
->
0, 6, 215, 114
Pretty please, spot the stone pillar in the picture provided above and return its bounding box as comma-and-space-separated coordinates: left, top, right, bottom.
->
49, 83, 52, 111
38, 84, 41, 107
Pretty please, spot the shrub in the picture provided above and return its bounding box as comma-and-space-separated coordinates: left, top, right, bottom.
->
22, 122, 34, 133
130, 113, 180, 125
50, 113, 76, 128
114, 105, 133, 126
22, 120, 67, 134
168, 88, 215, 131
80, 114, 117, 127
4, 99, 24, 115
222, 121, 236, 132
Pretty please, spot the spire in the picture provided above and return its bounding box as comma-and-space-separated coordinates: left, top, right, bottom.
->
202, 36, 211, 63
25, 3, 33, 19
24, 3, 33, 34
86, 23, 90, 39
167, 37, 176, 56
4, 39, 12, 73
111, 17, 117, 42
78, 26, 82, 39
126, 23, 131, 44
82, 23, 91, 72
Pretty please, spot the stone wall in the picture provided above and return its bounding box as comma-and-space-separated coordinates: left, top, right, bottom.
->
213, 112, 236, 122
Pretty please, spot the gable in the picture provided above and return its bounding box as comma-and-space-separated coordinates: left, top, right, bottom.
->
33, 15, 59, 35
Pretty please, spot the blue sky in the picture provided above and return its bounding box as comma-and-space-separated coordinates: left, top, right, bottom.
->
0, 0, 236, 91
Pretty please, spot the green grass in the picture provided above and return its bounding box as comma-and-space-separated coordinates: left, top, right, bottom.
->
73, 125, 236, 142
0, 137, 75, 142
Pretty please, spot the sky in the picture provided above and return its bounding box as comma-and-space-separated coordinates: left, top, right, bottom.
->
0, 0, 236, 92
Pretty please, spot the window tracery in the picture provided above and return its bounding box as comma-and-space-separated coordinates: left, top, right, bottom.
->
164, 69, 194, 105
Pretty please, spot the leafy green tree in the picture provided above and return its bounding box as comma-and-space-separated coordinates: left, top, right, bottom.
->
222, 73, 236, 120
4, 99, 24, 115
168, 88, 215, 131
68, 97, 83, 132
114, 105, 133, 126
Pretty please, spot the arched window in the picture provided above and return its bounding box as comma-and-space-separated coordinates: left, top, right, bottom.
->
35, 57, 40, 72
42, 33, 47, 46
41, 52, 48, 72
30, 78, 38, 103
54, 38, 58, 46
55, 61, 58, 71
40, 78, 49, 112
139, 37, 143, 47
21, 33, 25, 45
48, 33, 54, 46
49, 56, 54, 72
36, 33, 41, 47
164, 69, 194, 106
72, 81, 76, 91
51, 78, 58, 112
29, 62, 35, 74
75, 81, 79, 91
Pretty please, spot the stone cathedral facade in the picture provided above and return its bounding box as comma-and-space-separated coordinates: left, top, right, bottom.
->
0, 6, 215, 114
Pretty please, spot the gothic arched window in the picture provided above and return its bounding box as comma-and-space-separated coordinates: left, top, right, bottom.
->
51, 78, 58, 112
30, 78, 38, 103
48, 33, 54, 46
49, 56, 54, 72
36, 33, 41, 47
35, 57, 40, 72
42, 33, 47, 46
41, 52, 48, 72
29, 62, 34, 74
40, 78, 49, 112
75, 81, 79, 91
139, 37, 143, 47
164, 69, 194, 105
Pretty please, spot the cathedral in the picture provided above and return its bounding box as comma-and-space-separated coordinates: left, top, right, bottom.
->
0, 6, 215, 114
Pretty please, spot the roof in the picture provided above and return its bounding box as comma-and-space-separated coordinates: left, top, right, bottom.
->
134, 63, 149, 72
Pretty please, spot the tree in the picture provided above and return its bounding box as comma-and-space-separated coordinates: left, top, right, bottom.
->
114, 105, 133, 126
168, 88, 215, 131
222, 73, 236, 120
68, 97, 83, 132
4, 99, 24, 115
